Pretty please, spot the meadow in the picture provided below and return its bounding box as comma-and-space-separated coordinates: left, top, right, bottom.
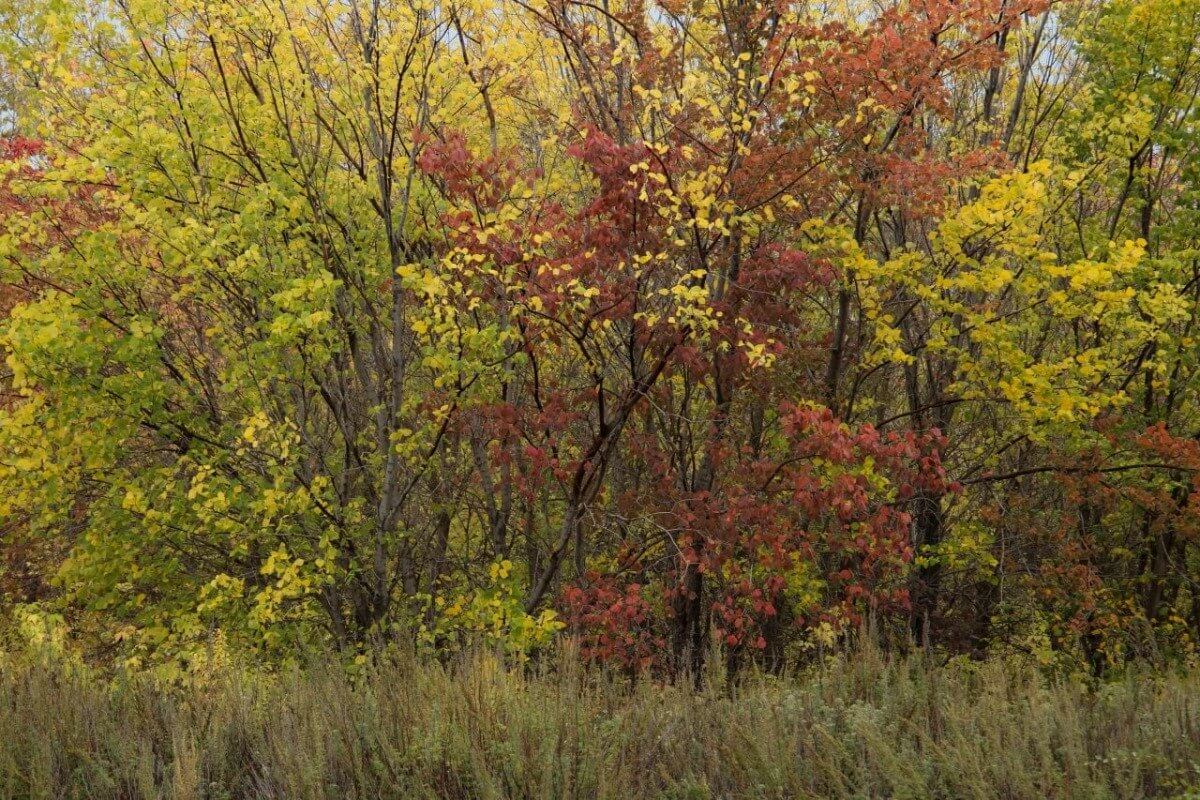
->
2, 647, 1198, 800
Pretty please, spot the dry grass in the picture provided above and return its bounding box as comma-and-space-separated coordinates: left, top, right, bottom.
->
0, 646, 1197, 799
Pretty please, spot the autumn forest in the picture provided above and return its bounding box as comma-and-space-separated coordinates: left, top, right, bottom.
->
1, 0, 1200, 790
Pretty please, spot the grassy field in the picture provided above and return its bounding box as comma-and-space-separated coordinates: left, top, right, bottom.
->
0, 647, 1197, 800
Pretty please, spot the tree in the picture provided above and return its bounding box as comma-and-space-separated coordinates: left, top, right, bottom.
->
1, 0, 1199, 678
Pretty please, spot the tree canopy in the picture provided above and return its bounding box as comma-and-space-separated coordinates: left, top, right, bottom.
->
0, 0, 1198, 679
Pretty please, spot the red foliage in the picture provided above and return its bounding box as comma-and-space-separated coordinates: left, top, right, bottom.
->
562, 571, 666, 669
561, 406, 950, 670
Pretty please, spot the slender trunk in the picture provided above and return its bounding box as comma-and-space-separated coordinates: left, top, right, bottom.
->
909, 493, 945, 648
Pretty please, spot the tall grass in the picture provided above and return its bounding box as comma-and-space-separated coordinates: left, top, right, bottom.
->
0, 646, 1197, 799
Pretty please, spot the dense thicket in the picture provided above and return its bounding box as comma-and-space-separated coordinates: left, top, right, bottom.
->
0, 0, 1198, 678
